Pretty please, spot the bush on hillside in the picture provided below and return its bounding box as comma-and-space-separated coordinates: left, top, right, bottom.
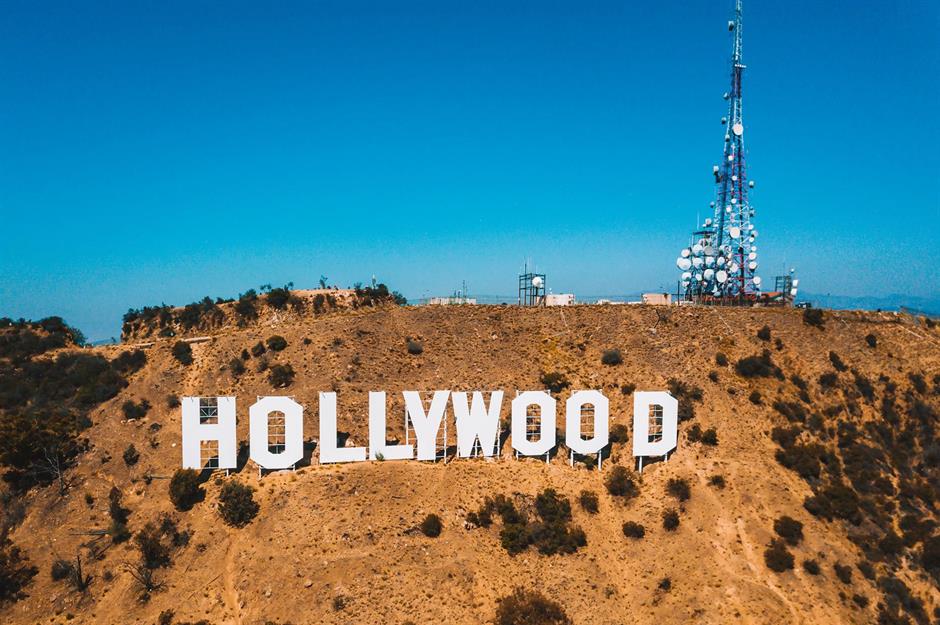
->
666, 478, 691, 502
420, 514, 442, 538
608, 424, 629, 444
605, 466, 639, 499
662, 509, 680, 531
122, 399, 150, 420
757, 325, 771, 341
764, 539, 794, 572
735, 350, 781, 378
268, 364, 295, 388
540, 371, 569, 394
218, 481, 259, 527
168, 469, 203, 511
495, 587, 572, 625
601, 349, 623, 366
865, 333, 877, 348
265, 335, 287, 351
228, 357, 246, 376
0, 539, 38, 604
122, 444, 140, 466
579, 490, 599, 514
773, 516, 804, 545
622, 521, 645, 539
171, 341, 193, 366
802, 559, 821, 575
802, 308, 825, 329
715, 352, 729, 367
406, 339, 423, 355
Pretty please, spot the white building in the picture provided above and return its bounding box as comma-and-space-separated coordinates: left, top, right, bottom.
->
545, 293, 575, 306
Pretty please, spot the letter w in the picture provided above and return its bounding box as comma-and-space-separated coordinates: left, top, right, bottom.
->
452, 391, 504, 458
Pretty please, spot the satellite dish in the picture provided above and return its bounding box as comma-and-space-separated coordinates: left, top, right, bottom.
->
792, 279, 799, 287
704, 268, 715, 280
703, 245, 715, 255
721, 117, 727, 124
694, 273, 703, 281
709, 201, 716, 207
704, 218, 712, 226
681, 271, 692, 280
727, 154, 734, 162
731, 197, 737, 204
731, 175, 738, 182
732, 123, 743, 136
680, 248, 691, 258
748, 252, 757, 261
692, 257, 704, 268
705, 256, 715, 267
730, 263, 740, 273
749, 180, 755, 188
532, 276, 543, 288
716, 256, 726, 267
725, 205, 732, 213
729, 226, 741, 239
692, 244, 704, 255
716, 270, 728, 283
748, 261, 758, 271
677, 257, 692, 270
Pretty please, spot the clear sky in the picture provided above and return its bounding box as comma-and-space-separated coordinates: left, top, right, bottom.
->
1, 0, 938, 340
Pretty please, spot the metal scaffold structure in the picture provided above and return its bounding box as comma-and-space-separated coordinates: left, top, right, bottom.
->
674, 0, 798, 306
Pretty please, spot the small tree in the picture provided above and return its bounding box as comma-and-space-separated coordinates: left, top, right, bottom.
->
666, 478, 691, 502
406, 339, 423, 355
265, 335, 288, 351
579, 490, 599, 514
218, 481, 259, 527
229, 357, 246, 376
539, 371, 569, 393
764, 539, 794, 572
601, 349, 623, 366
420, 514, 443, 538
622, 521, 645, 539
802, 307, 825, 329
662, 509, 680, 531
171, 341, 193, 365
773, 515, 803, 546
495, 587, 572, 625
268, 364, 295, 388
605, 466, 639, 499
757, 325, 771, 341
122, 444, 140, 466
135, 523, 170, 569
168, 469, 203, 511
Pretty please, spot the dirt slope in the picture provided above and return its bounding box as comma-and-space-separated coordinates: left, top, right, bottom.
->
3, 304, 938, 625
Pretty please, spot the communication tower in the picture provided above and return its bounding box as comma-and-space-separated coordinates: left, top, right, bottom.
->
674, 0, 795, 305
518, 262, 546, 306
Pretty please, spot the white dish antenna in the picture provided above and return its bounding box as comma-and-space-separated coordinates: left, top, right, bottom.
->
716, 270, 728, 283
692, 257, 704, 268
748, 261, 758, 271
748, 251, 757, 261
729, 226, 741, 239
681, 271, 692, 280
692, 244, 704, 255
752, 275, 762, 286
677, 257, 692, 270
732, 122, 743, 136
703, 268, 715, 280
532, 276, 543, 288
680, 248, 691, 258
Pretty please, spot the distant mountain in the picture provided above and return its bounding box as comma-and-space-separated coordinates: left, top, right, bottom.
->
799, 292, 940, 316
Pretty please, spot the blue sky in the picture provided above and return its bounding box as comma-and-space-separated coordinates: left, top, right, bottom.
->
1, 0, 938, 340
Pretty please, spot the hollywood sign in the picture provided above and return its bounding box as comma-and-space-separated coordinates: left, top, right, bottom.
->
181, 390, 678, 471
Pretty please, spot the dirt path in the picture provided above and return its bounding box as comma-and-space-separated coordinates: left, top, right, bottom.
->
222, 533, 242, 625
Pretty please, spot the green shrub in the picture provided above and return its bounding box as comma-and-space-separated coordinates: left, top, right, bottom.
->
265, 335, 287, 351
700, 428, 719, 446
218, 482, 259, 527
715, 352, 728, 367
757, 325, 771, 341
709, 475, 726, 489
406, 339, 424, 355
266, 286, 292, 310
122, 399, 150, 420
666, 478, 691, 502
420, 514, 442, 538
829, 351, 848, 372
0, 539, 38, 604
622, 521, 645, 539
749, 390, 762, 405
601, 349, 623, 366
122, 444, 140, 466
818, 372, 839, 390
833, 562, 852, 584
112, 349, 147, 374
662, 509, 680, 531
735, 350, 780, 378
865, 334, 877, 348
539, 371, 569, 393
802, 308, 825, 329
250, 341, 266, 357
228, 357, 246, 376
168, 469, 203, 511
579, 490, 599, 514
494, 587, 572, 625
764, 539, 794, 572
171, 341, 193, 366
605, 466, 639, 499
773, 515, 803, 545
136, 522, 171, 569
268, 364, 295, 388
802, 559, 820, 575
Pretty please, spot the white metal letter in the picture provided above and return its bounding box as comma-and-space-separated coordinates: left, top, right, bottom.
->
403, 390, 450, 461
249, 396, 303, 469
181, 396, 236, 470
318, 392, 367, 463
452, 391, 503, 457
369, 391, 414, 461
565, 390, 609, 455
511, 391, 556, 456
632, 391, 678, 458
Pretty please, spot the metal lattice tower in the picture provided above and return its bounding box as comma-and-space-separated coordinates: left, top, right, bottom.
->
676, 0, 762, 303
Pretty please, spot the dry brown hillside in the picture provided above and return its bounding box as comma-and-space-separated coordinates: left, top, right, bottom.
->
1, 304, 939, 625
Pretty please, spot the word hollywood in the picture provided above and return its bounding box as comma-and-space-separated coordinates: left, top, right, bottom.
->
181, 390, 679, 471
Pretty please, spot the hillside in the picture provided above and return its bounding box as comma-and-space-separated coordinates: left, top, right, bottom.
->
1, 303, 938, 625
